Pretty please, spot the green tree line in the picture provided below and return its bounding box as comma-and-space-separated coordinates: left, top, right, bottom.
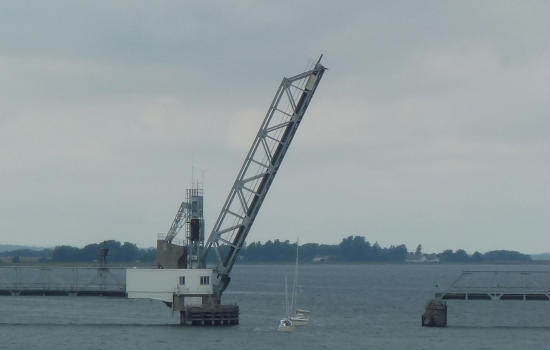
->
0, 236, 533, 264
436, 248, 532, 263
242, 236, 408, 262
50, 240, 156, 263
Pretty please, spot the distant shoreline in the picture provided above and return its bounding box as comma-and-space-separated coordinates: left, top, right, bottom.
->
1, 237, 546, 266
0, 260, 548, 268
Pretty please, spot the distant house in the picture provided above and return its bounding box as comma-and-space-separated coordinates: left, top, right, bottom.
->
423, 254, 440, 263
312, 256, 330, 263
406, 254, 439, 264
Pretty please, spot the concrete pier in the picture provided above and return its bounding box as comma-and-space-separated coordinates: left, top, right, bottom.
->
422, 299, 447, 327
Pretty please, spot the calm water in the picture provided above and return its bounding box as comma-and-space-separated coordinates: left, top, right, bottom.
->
0, 264, 548, 349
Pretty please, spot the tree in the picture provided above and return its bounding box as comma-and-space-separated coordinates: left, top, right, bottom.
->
118, 242, 138, 262
338, 236, 369, 261
471, 251, 483, 263
52, 245, 81, 262
386, 244, 408, 262
483, 250, 531, 263
454, 249, 469, 262
415, 244, 422, 256
438, 249, 455, 263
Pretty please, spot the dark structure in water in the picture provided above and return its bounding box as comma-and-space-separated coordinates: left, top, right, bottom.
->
422, 299, 447, 327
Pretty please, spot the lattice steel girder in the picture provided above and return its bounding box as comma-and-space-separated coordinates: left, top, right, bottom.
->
201, 59, 326, 299
165, 201, 189, 243
435, 270, 550, 301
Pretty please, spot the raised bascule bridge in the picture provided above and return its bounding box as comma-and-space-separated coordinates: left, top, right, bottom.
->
4, 56, 544, 329
0, 57, 327, 326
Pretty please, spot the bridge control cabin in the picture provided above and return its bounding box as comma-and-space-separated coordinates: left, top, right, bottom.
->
126, 268, 215, 306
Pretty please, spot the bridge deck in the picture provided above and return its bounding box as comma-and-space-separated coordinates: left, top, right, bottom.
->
435, 270, 549, 301
0, 266, 126, 297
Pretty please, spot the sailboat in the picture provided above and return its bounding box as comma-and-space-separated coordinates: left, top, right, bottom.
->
278, 276, 294, 332
289, 240, 310, 326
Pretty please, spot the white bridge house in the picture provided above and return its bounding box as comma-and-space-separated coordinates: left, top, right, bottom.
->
126, 268, 215, 305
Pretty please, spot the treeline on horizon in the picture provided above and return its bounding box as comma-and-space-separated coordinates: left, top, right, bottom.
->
0, 235, 533, 264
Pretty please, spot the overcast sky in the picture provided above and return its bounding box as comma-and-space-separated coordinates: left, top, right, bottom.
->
0, 1, 548, 254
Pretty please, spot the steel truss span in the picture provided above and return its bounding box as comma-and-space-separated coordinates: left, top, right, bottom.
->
201, 58, 326, 299
435, 270, 550, 301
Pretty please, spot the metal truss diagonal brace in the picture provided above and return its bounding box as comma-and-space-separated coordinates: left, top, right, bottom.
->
201, 59, 326, 301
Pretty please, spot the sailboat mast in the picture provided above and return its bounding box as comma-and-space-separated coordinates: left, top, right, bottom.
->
291, 240, 299, 312
284, 276, 290, 317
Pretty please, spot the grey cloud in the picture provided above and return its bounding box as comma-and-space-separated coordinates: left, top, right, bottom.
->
0, 1, 548, 253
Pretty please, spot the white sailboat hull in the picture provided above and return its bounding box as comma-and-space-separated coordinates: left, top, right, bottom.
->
278, 318, 294, 332
278, 325, 295, 332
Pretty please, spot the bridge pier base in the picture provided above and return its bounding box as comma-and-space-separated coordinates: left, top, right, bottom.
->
179, 304, 239, 326
422, 299, 447, 327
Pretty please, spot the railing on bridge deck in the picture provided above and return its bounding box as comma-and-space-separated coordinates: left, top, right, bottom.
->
0, 266, 126, 296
